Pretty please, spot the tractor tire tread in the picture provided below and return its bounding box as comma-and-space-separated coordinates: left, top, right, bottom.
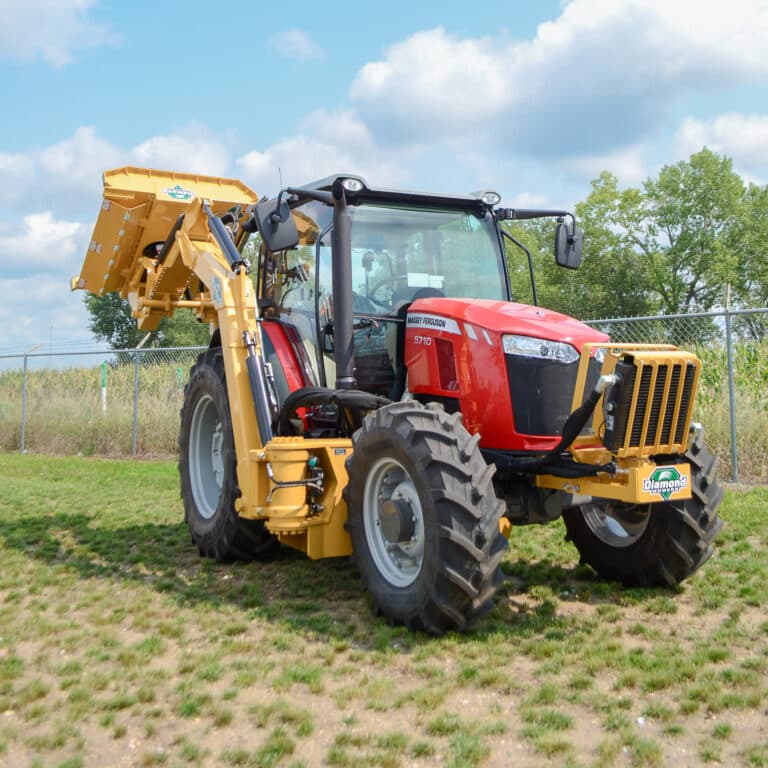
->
179, 348, 278, 563
344, 401, 507, 634
563, 431, 723, 587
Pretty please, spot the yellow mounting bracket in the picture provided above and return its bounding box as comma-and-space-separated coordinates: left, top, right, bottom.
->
71, 166, 257, 330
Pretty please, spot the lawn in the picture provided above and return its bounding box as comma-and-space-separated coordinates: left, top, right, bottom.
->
0, 453, 766, 768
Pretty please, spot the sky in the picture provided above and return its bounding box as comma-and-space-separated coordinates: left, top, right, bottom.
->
1, 0, 767, 358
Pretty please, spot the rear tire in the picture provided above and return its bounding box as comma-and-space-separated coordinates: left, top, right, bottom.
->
343, 402, 507, 634
179, 348, 277, 561
563, 429, 723, 586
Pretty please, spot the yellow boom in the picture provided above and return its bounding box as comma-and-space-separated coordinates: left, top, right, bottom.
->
72, 167, 353, 559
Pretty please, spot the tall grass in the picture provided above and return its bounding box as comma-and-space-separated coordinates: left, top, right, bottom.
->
0, 361, 187, 457
695, 342, 768, 480
1, 341, 766, 480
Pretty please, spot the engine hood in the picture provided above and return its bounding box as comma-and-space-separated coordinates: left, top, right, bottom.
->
409, 297, 609, 350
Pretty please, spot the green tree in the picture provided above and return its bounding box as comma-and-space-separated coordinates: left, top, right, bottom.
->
84, 293, 153, 349
642, 149, 744, 313
159, 310, 211, 347
84, 293, 210, 349
503, 176, 658, 320
730, 183, 768, 338
534, 150, 748, 322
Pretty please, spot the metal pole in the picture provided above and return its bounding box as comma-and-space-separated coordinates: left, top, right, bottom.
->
101, 361, 108, 414
724, 300, 739, 482
132, 351, 140, 458
20, 355, 29, 453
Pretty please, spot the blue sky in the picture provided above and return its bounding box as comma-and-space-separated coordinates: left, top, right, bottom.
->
1, 0, 767, 356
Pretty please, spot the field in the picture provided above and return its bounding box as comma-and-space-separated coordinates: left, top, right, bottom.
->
0, 454, 766, 768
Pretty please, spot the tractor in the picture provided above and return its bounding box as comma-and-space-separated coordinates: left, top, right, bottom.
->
72, 167, 723, 634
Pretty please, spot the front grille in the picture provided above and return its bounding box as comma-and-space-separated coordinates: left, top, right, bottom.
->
506, 354, 602, 436
604, 353, 700, 456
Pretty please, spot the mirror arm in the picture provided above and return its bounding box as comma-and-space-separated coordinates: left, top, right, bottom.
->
285, 187, 334, 206
270, 189, 290, 223
502, 229, 538, 307
560, 213, 577, 237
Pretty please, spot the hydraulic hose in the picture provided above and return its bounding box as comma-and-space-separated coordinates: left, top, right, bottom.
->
499, 373, 619, 473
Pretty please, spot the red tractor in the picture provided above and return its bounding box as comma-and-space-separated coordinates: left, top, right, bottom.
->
74, 168, 723, 634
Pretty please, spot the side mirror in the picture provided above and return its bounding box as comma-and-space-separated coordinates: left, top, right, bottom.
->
554, 221, 583, 270
252, 197, 299, 252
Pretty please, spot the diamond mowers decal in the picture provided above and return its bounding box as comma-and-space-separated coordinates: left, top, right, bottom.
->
643, 466, 688, 501
164, 184, 195, 201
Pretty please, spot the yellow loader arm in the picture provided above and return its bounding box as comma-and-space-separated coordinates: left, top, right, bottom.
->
71, 166, 257, 330
72, 167, 354, 560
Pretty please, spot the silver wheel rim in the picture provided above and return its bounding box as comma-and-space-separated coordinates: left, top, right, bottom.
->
362, 457, 425, 587
581, 502, 651, 548
188, 394, 225, 520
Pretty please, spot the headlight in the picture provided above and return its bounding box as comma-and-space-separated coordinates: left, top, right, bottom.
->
502, 334, 579, 364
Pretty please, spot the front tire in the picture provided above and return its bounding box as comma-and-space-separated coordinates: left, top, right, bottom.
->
343, 402, 507, 634
179, 348, 277, 561
563, 429, 723, 587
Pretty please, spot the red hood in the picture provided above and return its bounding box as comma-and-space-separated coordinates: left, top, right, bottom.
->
410, 297, 609, 350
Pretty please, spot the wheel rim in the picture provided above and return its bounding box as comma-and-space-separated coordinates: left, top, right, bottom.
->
362, 457, 425, 587
581, 501, 651, 548
188, 394, 225, 520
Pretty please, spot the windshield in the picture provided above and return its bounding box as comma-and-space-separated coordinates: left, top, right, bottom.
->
260, 199, 507, 393
347, 204, 507, 313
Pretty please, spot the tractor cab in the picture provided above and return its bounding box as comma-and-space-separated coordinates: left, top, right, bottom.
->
254, 176, 512, 400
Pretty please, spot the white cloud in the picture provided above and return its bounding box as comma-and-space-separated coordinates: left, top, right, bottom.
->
297, 109, 373, 153
350, 1, 768, 156
237, 111, 408, 195
238, 136, 367, 195
0, 213, 92, 356
132, 125, 230, 177
0, 211, 81, 276
564, 144, 649, 187
0, 125, 232, 218
40, 126, 122, 183
0, 274, 92, 356
0, 0, 115, 66
351, 29, 506, 143
675, 114, 768, 178
269, 29, 326, 61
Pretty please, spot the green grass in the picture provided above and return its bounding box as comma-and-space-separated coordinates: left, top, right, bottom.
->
0, 452, 766, 767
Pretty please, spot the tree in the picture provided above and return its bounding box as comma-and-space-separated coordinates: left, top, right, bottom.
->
84, 293, 210, 349
84, 293, 153, 349
642, 149, 744, 314
503, 175, 658, 320
730, 183, 768, 338
503, 149, 761, 330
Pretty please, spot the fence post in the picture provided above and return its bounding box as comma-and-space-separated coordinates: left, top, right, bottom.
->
724, 302, 739, 482
20, 354, 29, 453
132, 350, 141, 458
101, 361, 108, 414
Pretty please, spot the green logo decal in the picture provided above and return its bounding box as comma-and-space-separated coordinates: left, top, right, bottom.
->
212, 277, 223, 308
643, 466, 687, 501
165, 184, 195, 201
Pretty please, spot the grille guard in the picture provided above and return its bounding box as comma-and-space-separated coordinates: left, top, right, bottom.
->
569, 343, 701, 461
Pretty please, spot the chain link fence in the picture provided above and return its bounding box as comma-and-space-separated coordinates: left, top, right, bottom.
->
586, 308, 768, 482
0, 347, 205, 459
2, 307, 767, 481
